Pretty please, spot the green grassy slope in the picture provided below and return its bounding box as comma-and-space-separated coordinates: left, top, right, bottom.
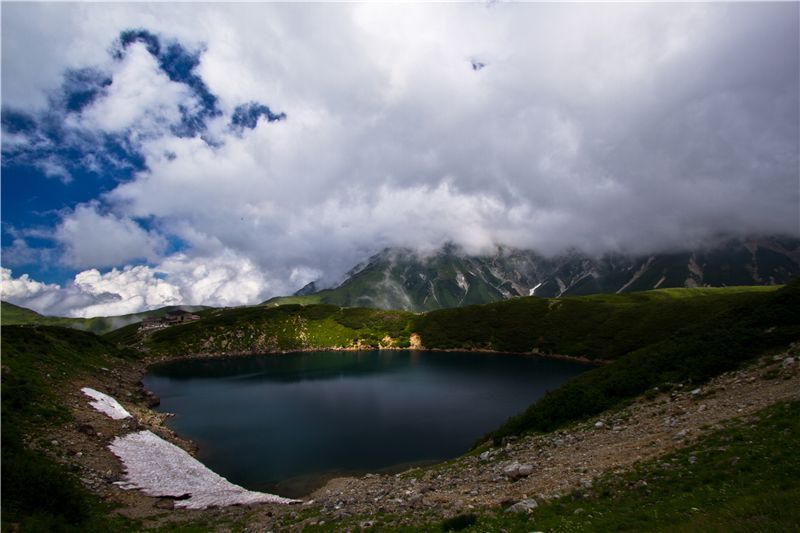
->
484, 283, 799, 441
1, 301, 45, 323
107, 304, 416, 356
1, 301, 211, 335
1, 326, 140, 531
413, 285, 780, 359
127, 286, 782, 358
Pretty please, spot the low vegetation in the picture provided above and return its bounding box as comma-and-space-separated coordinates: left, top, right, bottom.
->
484, 282, 799, 442
414, 285, 780, 359
1, 301, 210, 335
436, 400, 800, 532
1, 283, 798, 531
106, 304, 415, 355
1, 326, 139, 531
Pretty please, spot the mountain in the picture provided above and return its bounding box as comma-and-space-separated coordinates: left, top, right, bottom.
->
0, 302, 212, 335
264, 236, 800, 311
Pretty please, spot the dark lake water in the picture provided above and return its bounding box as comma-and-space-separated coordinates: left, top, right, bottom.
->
144, 350, 589, 497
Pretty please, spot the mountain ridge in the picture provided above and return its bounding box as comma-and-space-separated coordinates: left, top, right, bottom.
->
264, 236, 800, 311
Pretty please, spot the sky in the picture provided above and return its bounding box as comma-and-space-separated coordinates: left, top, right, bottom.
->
1, 2, 798, 318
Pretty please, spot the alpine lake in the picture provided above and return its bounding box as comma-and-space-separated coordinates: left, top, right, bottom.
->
144, 350, 590, 498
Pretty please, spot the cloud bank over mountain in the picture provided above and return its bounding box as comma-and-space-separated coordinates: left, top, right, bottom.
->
2, 3, 798, 316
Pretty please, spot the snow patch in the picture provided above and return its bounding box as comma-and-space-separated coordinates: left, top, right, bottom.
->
529, 282, 543, 296
109, 430, 299, 509
82, 387, 132, 420
455, 271, 469, 292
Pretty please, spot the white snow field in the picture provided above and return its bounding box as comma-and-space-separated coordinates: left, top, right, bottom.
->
109, 430, 298, 509
81, 387, 132, 420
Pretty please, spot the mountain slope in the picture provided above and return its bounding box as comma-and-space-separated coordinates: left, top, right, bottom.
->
265, 237, 800, 311
0, 302, 211, 335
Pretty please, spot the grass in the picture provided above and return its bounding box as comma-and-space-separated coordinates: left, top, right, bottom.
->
414, 285, 783, 359
1, 301, 211, 335
441, 400, 800, 532
107, 304, 416, 355
484, 281, 799, 442
1, 326, 141, 531
2, 283, 798, 531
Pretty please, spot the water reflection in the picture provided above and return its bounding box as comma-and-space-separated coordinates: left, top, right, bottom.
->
144, 350, 589, 497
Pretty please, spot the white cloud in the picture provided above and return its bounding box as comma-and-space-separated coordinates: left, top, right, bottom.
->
54, 203, 167, 269
37, 156, 73, 183
77, 42, 197, 136
1, 268, 61, 303
2, 3, 798, 312
1, 250, 280, 318
157, 251, 275, 309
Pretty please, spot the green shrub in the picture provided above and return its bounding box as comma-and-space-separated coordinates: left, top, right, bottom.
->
440, 513, 478, 531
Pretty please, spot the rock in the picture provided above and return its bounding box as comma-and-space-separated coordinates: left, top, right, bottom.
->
518, 464, 535, 477
360, 520, 375, 529
688, 456, 697, 464
574, 507, 585, 515
674, 430, 687, 441
503, 462, 535, 480
691, 388, 702, 396
505, 498, 538, 514
479, 451, 491, 461
594, 421, 605, 429
503, 461, 521, 478
783, 357, 796, 368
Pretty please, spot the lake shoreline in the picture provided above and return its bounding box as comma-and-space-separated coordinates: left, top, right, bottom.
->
144, 344, 610, 369
34, 342, 603, 523
142, 347, 593, 498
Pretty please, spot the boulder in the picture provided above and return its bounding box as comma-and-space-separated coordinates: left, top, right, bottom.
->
503, 461, 535, 480
505, 498, 538, 513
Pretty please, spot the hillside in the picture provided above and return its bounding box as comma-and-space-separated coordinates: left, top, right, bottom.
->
105, 304, 416, 355
0, 302, 212, 335
2, 283, 798, 531
109, 284, 800, 439
1, 326, 141, 531
265, 237, 800, 311
126, 285, 783, 362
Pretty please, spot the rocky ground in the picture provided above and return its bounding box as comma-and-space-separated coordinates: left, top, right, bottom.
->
38, 346, 799, 531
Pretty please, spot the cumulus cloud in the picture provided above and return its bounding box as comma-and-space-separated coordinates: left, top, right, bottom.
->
54, 203, 167, 269
2, 3, 798, 316
77, 42, 198, 136
1, 249, 279, 317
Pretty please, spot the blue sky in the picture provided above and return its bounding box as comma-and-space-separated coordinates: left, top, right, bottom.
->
2, 3, 798, 317
2, 28, 283, 283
